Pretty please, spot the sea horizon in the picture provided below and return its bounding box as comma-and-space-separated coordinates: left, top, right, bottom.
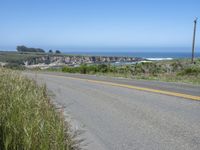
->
64, 51, 200, 59
62, 47, 200, 59
1, 47, 200, 59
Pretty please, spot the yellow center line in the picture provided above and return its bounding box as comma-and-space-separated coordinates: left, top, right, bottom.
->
43, 74, 200, 101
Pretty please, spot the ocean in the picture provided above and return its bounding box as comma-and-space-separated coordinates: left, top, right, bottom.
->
64, 52, 200, 60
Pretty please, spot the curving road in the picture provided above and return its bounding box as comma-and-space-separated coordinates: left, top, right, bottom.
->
26, 72, 200, 150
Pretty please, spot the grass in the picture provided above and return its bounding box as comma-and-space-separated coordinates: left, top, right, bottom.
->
59, 59, 200, 85
0, 68, 78, 150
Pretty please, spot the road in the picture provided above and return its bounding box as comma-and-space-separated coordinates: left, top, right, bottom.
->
26, 72, 200, 150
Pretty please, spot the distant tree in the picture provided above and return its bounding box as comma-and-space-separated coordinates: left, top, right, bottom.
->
48, 50, 53, 53
17, 45, 27, 52
16, 45, 45, 53
55, 50, 61, 54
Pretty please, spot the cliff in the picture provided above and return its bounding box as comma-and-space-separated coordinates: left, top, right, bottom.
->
24, 55, 144, 66
0, 51, 145, 68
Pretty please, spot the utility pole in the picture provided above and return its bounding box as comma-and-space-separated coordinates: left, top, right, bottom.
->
192, 17, 197, 63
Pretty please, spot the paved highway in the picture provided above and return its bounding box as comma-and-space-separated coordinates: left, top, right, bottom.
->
26, 72, 200, 150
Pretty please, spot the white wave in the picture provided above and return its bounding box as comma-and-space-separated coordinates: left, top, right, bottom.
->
146, 58, 173, 61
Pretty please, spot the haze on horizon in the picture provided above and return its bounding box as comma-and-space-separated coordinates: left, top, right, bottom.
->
0, 0, 199, 52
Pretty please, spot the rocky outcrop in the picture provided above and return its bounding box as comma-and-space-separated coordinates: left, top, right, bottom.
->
24, 55, 144, 66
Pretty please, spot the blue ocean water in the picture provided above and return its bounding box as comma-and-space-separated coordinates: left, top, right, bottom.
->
65, 52, 200, 59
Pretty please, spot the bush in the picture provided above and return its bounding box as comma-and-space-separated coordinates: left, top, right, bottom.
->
62, 66, 71, 73
131, 62, 164, 76
170, 61, 183, 72
79, 64, 87, 74
177, 67, 200, 76
97, 64, 108, 73
4, 63, 25, 70
62, 64, 108, 74
0, 69, 77, 150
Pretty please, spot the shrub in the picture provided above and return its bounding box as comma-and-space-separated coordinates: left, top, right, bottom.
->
62, 66, 71, 72
170, 61, 183, 72
97, 64, 109, 73
79, 64, 87, 74
4, 63, 25, 70
177, 67, 200, 76
131, 62, 163, 75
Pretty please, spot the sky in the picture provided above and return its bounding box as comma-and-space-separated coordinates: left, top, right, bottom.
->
0, 0, 200, 52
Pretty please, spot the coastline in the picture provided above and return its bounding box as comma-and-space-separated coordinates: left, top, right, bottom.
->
63, 51, 200, 59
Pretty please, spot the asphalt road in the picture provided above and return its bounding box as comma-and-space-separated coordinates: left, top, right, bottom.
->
26, 72, 200, 150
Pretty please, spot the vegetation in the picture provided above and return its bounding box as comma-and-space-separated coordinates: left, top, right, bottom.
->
1, 51, 199, 84
61, 59, 200, 85
55, 50, 61, 54
0, 51, 45, 65
48, 50, 61, 54
49, 50, 53, 53
17, 45, 45, 53
0, 51, 65, 69
0, 69, 78, 150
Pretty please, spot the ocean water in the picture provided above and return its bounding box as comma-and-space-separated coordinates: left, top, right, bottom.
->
65, 52, 200, 59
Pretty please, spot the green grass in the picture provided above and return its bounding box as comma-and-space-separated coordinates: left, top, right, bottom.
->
0, 68, 78, 150
59, 59, 200, 85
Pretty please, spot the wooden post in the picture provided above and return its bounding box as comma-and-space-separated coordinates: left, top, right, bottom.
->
192, 18, 197, 63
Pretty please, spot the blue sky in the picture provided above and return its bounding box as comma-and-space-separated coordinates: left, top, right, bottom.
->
0, 0, 199, 52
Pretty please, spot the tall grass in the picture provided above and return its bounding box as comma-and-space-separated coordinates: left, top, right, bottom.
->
0, 68, 77, 150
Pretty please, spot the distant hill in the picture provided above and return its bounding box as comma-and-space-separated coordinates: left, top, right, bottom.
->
17, 45, 45, 53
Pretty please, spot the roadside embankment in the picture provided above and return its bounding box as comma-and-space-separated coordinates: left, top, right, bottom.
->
0, 68, 78, 150
59, 59, 200, 85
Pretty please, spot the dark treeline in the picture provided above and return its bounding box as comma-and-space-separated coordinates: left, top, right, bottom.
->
49, 49, 61, 54
17, 45, 45, 53
16, 45, 62, 54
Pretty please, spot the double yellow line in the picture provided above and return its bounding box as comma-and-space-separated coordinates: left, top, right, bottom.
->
44, 74, 200, 101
